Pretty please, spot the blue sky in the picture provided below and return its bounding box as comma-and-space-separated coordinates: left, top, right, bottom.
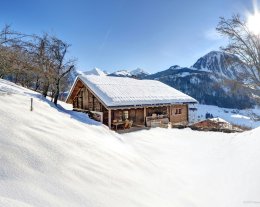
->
0, 0, 255, 73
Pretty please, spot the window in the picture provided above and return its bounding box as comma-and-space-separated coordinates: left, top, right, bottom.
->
123, 111, 129, 120
174, 108, 182, 115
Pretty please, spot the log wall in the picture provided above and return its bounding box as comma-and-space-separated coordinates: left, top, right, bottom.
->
72, 84, 108, 124
169, 104, 188, 124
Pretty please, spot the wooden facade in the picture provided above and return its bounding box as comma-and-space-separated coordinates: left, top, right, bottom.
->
67, 79, 190, 130
69, 79, 109, 125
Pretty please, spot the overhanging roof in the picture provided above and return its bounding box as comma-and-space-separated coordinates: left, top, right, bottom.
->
66, 75, 198, 108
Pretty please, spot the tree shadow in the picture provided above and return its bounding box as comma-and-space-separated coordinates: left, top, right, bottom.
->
25, 92, 102, 126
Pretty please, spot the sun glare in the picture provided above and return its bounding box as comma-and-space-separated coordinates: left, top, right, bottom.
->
247, 1, 260, 35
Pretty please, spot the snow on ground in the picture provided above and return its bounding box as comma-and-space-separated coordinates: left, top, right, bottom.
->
1, 78, 260, 207
196, 104, 260, 128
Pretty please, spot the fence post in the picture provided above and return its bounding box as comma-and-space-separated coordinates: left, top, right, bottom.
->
30, 98, 33, 111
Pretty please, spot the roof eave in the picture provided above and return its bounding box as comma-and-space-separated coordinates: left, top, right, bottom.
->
65, 76, 80, 103
106, 101, 198, 109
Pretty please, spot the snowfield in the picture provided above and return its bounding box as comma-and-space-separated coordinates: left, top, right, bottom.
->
196, 104, 260, 128
0, 78, 260, 207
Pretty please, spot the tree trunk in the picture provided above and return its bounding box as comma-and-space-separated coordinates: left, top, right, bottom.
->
34, 77, 40, 91
53, 79, 60, 105
42, 80, 49, 97
51, 89, 55, 102
14, 73, 19, 83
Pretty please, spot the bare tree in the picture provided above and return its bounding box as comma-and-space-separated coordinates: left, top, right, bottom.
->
0, 25, 28, 46
0, 25, 75, 102
29, 34, 55, 95
0, 25, 15, 45
0, 46, 12, 78
49, 36, 75, 105
216, 14, 260, 87
0, 25, 24, 78
0, 25, 40, 85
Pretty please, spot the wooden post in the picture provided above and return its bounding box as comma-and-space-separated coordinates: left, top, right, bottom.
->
108, 109, 111, 129
30, 98, 33, 111
100, 112, 103, 124
144, 107, 146, 125
186, 104, 189, 123
168, 106, 171, 122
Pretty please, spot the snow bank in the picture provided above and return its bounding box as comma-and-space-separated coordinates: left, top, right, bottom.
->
210, 117, 229, 123
0, 79, 260, 207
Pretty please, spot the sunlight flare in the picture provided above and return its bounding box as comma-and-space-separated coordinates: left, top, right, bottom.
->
247, 1, 260, 35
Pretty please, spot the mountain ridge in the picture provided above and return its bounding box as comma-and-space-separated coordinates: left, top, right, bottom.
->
145, 51, 259, 109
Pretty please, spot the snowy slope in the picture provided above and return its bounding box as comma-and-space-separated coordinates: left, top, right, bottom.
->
1, 79, 260, 207
196, 104, 260, 128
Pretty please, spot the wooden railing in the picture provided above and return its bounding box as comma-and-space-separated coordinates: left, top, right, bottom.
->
73, 108, 89, 113
146, 114, 169, 127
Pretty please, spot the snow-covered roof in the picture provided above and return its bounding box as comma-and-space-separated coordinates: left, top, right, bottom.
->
67, 75, 197, 108
209, 117, 229, 123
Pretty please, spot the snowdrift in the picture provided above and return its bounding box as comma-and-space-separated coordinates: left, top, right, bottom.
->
0, 78, 260, 207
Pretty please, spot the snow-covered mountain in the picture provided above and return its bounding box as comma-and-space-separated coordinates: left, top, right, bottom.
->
66, 68, 107, 89
109, 68, 149, 79
82, 67, 107, 76
130, 68, 150, 77
146, 51, 260, 109
109, 69, 132, 77
192, 51, 247, 80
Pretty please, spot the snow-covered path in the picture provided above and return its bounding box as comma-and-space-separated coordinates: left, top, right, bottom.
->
0, 79, 260, 207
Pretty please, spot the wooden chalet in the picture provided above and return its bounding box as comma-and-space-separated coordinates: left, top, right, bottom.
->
66, 75, 197, 130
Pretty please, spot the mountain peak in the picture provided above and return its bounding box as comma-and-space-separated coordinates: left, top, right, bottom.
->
169, 65, 181, 70
206, 50, 223, 55
110, 70, 132, 76
83, 67, 107, 76
130, 68, 149, 76
109, 68, 149, 78
192, 50, 245, 79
